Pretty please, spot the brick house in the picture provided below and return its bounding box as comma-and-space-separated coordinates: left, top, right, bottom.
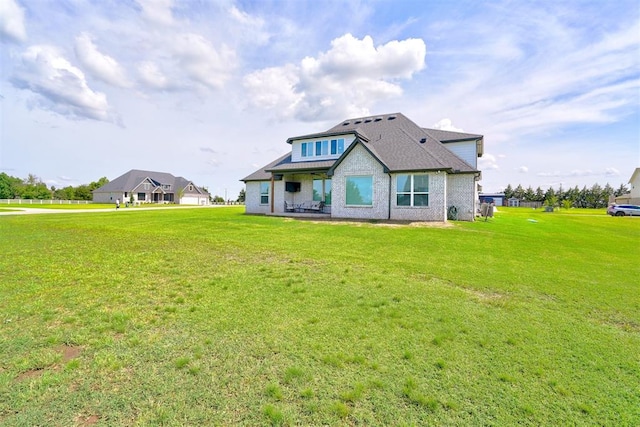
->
242, 113, 483, 221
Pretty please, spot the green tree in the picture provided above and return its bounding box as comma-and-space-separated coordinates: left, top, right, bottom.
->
513, 184, 525, 200
89, 177, 109, 191
20, 174, 51, 199
523, 186, 535, 201
503, 184, 514, 199
544, 187, 557, 207
0, 173, 22, 199
74, 185, 92, 200
614, 183, 629, 197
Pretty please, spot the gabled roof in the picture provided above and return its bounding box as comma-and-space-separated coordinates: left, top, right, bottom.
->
326, 113, 479, 173
422, 128, 483, 142
241, 113, 483, 182
93, 169, 209, 195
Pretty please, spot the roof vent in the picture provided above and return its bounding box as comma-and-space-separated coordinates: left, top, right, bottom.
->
388, 115, 397, 120
420, 138, 427, 144
342, 121, 350, 126
374, 117, 382, 122
364, 118, 372, 123
354, 119, 362, 124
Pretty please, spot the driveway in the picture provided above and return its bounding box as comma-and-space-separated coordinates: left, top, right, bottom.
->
0, 205, 226, 216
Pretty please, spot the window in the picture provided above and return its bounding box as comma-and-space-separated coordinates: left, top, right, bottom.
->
397, 174, 429, 207
302, 142, 314, 157
315, 141, 322, 157
188, 184, 194, 191
143, 183, 150, 190
138, 192, 146, 201
260, 182, 269, 205
346, 176, 373, 206
322, 140, 328, 155
338, 138, 345, 154
301, 142, 307, 157
330, 139, 337, 155
312, 178, 332, 205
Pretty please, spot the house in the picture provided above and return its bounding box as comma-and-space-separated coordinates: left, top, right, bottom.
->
242, 113, 483, 221
93, 169, 210, 205
614, 168, 640, 204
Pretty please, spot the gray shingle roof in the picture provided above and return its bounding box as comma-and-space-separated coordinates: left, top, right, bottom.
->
94, 169, 209, 195
241, 113, 483, 182
327, 113, 480, 173
422, 128, 483, 142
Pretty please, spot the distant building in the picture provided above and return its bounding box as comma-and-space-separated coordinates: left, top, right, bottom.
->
478, 192, 505, 206
93, 169, 210, 205
614, 168, 640, 204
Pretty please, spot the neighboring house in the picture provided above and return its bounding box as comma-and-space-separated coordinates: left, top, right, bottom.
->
93, 169, 210, 205
479, 192, 506, 206
614, 168, 640, 204
242, 113, 483, 221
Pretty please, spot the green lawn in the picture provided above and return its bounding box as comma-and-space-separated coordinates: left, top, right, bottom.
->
1, 207, 638, 425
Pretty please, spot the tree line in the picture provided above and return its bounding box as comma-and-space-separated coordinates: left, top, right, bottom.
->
502, 182, 629, 209
0, 173, 109, 201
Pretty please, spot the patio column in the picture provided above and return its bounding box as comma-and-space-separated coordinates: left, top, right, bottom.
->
270, 174, 275, 213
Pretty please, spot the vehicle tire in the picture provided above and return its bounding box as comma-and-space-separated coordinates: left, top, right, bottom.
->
615, 211, 625, 216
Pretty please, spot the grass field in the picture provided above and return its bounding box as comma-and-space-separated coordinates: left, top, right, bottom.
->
1, 207, 638, 425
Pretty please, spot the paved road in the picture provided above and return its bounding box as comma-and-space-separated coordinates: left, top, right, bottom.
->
0, 205, 229, 216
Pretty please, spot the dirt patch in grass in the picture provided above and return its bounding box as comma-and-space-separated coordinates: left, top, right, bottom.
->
16, 368, 45, 381
15, 345, 82, 382
58, 344, 82, 362
77, 414, 99, 426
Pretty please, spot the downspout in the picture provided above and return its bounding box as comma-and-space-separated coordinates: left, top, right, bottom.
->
388, 173, 392, 220
270, 174, 275, 214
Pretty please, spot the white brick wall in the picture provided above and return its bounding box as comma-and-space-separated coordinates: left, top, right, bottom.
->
389, 172, 447, 221
331, 144, 390, 220
446, 174, 477, 221
245, 181, 269, 214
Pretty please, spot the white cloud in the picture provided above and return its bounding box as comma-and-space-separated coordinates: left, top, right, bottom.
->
478, 153, 499, 170
170, 33, 236, 90
536, 169, 616, 178
0, 0, 26, 42
75, 33, 131, 88
11, 45, 115, 123
432, 118, 464, 132
137, 0, 174, 26
517, 166, 528, 173
137, 61, 170, 90
244, 34, 426, 121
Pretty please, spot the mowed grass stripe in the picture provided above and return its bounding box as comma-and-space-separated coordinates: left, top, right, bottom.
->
0, 207, 638, 425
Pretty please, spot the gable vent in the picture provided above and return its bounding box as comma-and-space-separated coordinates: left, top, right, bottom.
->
388, 115, 397, 120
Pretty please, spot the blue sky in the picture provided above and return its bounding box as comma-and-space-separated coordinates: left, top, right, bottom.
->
1, 0, 638, 199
